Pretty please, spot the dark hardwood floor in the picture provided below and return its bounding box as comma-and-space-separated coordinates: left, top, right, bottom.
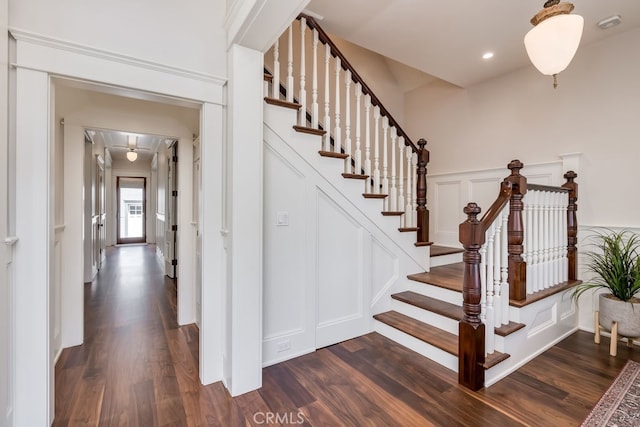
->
54, 245, 639, 426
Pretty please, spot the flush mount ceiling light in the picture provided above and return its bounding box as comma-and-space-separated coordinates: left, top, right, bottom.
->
524, 0, 584, 88
126, 149, 138, 162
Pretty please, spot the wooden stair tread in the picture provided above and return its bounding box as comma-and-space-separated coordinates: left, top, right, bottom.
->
264, 97, 301, 110
398, 227, 418, 232
407, 262, 464, 292
430, 245, 465, 257
414, 241, 434, 247
318, 150, 349, 159
363, 193, 387, 199
374, 311, 458, 356
293, 125, 326, 136
381, 211, 404, 216
392, 291, 462, 320
495, 321, 526, 337
342, 173, 369, 180
509, 279, 582, 308
484, 351, 511, 370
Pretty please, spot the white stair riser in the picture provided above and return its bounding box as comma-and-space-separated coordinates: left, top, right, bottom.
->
407, 280, 462, 306
430, 252, 463, 267
390, 299, 459, 335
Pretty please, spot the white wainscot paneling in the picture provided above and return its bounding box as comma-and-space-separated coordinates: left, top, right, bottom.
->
262, 146, 314, 366
370, 236, 398, 306
316, 190, 367, 348
433, 181, 461, 247
469, 178, 502, 215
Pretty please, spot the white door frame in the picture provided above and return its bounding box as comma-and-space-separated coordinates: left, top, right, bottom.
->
10, 32, 225, 425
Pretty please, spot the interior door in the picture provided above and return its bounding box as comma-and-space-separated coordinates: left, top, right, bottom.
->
165, 142, 178, 278
193, 139, 202, 327
117, 177, 146, 244
96, 155, 106, 266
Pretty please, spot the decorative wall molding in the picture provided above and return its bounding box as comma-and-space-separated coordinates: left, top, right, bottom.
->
10, 28, 226, 105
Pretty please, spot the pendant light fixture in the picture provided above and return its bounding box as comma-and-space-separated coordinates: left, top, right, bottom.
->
126, 149, 138, 162
126, 134, 138, 162
524, 1, 584, 88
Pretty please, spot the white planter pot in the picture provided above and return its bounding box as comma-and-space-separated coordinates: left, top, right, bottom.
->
599, 293, 640, 338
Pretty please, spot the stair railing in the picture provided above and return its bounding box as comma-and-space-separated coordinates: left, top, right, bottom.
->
265, 15, 430, 243
459, 160, 579, 390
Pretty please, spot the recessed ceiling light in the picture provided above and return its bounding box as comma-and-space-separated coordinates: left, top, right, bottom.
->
482, 52, 494, 60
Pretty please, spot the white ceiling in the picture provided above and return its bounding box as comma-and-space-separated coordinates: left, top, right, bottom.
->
87, 129, 173, 164
306, 0, 640, 87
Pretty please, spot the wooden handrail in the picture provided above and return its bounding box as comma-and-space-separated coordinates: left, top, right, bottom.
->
478, 181, 512, 232
299, 13, 419, 154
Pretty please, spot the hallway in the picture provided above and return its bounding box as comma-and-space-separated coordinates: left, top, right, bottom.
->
53, 245, 225, 425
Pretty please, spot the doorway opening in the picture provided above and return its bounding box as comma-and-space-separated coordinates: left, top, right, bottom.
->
117, 177, 147, 244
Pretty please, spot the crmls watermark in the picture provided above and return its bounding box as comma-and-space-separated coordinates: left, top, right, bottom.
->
253, 411, 305, 425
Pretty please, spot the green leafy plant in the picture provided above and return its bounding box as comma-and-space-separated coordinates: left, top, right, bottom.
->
571, 229, 640, 302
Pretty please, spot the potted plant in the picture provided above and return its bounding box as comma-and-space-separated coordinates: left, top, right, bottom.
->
571, 229, 640, 342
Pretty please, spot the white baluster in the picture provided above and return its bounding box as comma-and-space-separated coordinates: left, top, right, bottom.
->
480, 243, 488, 354
323, 43, 331, 152
334, 57, 341, 154
405, 148, 413, 227
524, 193, 533, 295
287, 24, 294, 103
397, 137, 405, 218
363, 94, 372, 193
532, 190, 541, 293
373, 106, 381, 194
272, 39, 280, 99
298, 17, 307, 125
344, 71, 352, 173
493, 220, 502, 328
552, 191, 558, 286
311, 29, 318, 128
381, 117, 389, 205
389, 127, 398, 211
485, 224, 496, 354
354, 83, 362, 175
501, 207, 510, 324
543, 191, 551, 288
562, 192, 569, 281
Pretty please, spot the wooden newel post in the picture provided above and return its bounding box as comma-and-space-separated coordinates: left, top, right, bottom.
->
562, 171, 578, 280
458, 202, 485, 391
416, 138, 430, 243
504, 160, 527, 301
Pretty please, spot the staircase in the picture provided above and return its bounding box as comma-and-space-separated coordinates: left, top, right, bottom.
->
263, 14, 582, 390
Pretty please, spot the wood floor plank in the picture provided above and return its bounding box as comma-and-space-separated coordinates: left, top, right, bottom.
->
54, 245, 640, 426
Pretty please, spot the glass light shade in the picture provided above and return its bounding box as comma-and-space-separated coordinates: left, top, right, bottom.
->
126, 151, 138, 162
524, 14, 584, 75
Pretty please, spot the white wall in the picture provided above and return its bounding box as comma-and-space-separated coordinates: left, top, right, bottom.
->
405, 28, 640, 228
0, 0, 12, 422
9, 0, 227, 79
